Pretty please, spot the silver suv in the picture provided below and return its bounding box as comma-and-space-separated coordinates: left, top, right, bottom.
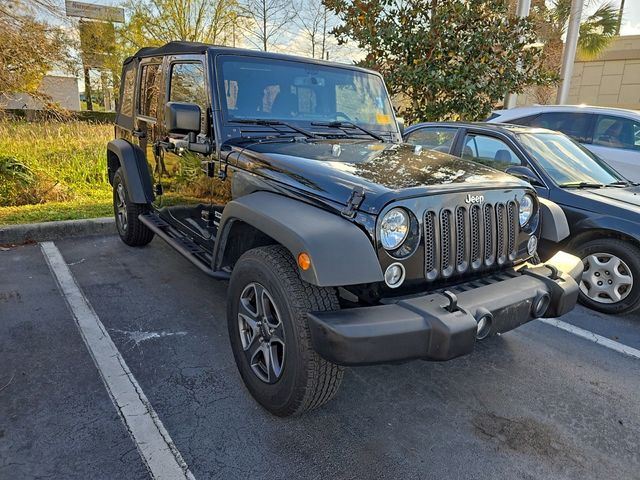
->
488, 105, 640, 182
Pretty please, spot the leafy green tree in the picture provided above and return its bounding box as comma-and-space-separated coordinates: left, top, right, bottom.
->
0, 1, 70, 95
324, 0, 555, 122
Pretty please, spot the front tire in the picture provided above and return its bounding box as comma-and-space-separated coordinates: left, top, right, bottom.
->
227, 245, 343, 416
112, 168, 154, 247
573, 238, 640, 315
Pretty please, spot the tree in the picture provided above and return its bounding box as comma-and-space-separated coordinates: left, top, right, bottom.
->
120, 0, 239, 49
0, 1, 71, 95
295, 0, 334, 59
324, 0, 555, 122
530, 0, 620, 103
239, 0, 296, 51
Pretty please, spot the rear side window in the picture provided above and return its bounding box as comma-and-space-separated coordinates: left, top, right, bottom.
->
525, 112, 592, 143
405, 127, 458, 153
138, 64, 161, 118
593, 115, 640, 151
120, 67, 135, 117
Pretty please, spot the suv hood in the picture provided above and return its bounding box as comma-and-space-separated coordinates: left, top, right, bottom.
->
233, 139, 528, 214
562, 185, 640, 215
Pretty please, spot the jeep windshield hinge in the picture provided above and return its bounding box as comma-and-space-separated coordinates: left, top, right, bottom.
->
341, 186, 365, 219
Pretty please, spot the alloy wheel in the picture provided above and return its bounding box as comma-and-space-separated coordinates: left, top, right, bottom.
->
580, 253, 633, 304
115, 182, 128, 232
237, 282, 286, 384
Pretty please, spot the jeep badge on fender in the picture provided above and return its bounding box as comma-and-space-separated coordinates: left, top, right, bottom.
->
107, 41, 583, 417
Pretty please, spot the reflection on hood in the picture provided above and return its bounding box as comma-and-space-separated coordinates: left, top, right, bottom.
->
237, 139, 528, 213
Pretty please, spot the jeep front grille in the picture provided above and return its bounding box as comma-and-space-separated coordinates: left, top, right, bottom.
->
424, 201, 518, 280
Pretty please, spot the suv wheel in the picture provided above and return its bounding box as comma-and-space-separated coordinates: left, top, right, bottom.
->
112, 168, 154, 247
227, 245, 343, 416
574, 238, 640, 314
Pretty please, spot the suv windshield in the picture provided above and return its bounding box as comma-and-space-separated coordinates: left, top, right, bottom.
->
217, 55, 396, 132
516, 132, 625, 186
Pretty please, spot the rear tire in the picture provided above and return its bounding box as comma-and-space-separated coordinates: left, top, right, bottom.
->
112, 168, 154, 247
227, 245, 343, 416
573, 238, 640, 315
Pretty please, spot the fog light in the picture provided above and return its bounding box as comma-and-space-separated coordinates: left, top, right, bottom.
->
532, 292, 550, 318
384, 263, 405, 289
476, 313, 493, 340
527, 235, 538, 256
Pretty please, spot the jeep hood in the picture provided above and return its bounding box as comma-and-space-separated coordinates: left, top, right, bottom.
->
233, 139, 529, 214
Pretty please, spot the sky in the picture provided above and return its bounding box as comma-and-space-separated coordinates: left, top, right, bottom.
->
42, 0, 640, 89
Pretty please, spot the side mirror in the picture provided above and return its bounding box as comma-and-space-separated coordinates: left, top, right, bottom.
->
396, 117, 405, 137
165, 102, 201, 135
505, 165, 543, 187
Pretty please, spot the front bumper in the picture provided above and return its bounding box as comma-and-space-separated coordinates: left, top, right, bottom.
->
307, 251, 582, 365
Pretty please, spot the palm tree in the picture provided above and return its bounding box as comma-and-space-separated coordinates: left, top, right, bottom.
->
530, 0, 620, 103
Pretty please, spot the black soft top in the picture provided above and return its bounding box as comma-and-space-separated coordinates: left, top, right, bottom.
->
123, 41, 212, 65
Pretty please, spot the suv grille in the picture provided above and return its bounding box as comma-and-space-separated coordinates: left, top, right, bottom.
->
424, 201, 519, 280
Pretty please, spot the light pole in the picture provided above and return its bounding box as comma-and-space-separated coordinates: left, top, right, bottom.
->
556, 0, 583, 104
504, 0, 531, 109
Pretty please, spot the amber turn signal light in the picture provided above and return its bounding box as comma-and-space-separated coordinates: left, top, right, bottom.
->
298, 252, 311, 271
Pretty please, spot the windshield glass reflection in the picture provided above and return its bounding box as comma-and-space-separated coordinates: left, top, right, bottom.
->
218, 56, 395, 131
517, 132, 623, 186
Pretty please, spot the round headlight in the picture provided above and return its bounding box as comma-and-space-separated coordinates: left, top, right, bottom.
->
380, 208, 409, 250
519, 194, 534, 226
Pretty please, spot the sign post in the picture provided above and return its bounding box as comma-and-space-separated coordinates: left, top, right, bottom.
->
65, 1, 124, 111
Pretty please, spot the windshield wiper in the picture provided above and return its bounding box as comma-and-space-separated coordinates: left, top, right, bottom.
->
229, 118, 320, 139
607, 181, 631, 187
559, 181, 605, 189
311, 121, 385, 142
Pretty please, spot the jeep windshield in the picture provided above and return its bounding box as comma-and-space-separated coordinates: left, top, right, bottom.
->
217, 55, 396, 138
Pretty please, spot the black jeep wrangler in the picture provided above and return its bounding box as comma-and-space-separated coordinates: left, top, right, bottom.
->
108, 41, 582, 416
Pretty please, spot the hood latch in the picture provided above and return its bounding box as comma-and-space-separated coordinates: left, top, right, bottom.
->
341, 186, 365, 219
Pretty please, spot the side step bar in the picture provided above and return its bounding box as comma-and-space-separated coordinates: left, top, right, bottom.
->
139, 213, 230, 280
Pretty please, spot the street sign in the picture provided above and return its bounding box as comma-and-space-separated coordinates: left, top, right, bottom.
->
65, 0, 125, 23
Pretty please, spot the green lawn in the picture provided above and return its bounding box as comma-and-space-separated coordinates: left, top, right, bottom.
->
0, 119, 113, 225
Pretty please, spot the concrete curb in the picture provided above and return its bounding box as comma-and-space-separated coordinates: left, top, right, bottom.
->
0, 217, 115, 245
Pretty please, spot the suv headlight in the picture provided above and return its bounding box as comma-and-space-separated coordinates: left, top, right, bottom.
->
380, 208, 409, 250
519, 194, 534, 226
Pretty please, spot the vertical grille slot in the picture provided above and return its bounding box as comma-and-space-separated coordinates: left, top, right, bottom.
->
507, 200, 518, 260
455, 207, 467, 272
470, 204, 481, 269
424, 211, 437, 279
484, 204, 495, 266
496, 203, 507, 264
440, 209, 454, 277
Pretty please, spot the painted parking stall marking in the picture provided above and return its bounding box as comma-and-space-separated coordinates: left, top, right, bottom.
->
40, 241, 195, 480
539, 317, 640, 360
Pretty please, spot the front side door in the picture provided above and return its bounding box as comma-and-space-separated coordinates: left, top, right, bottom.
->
454, 130, 550, 198
155, 55, 231, 240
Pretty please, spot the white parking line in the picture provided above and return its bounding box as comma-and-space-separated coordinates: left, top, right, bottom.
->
40, 242, 195, 480
539, 318, 640, 360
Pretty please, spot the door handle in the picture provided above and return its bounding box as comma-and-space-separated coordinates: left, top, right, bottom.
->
132, 129, 146, 139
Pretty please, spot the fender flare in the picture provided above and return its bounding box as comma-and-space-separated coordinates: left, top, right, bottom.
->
214, 192, 384, 287
107, 139, 154, 204
538, 198, 570, 243
570, 215, 640, 246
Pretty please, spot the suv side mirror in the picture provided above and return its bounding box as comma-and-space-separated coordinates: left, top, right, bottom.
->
505, 165, 544, 187
165, 102, 201, 135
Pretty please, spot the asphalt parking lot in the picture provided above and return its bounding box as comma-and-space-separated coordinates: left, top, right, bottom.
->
1, 234, 639, 480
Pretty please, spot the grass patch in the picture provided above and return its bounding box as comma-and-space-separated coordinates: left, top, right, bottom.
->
0, 198, 113, 225
0, 119, 112, 209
